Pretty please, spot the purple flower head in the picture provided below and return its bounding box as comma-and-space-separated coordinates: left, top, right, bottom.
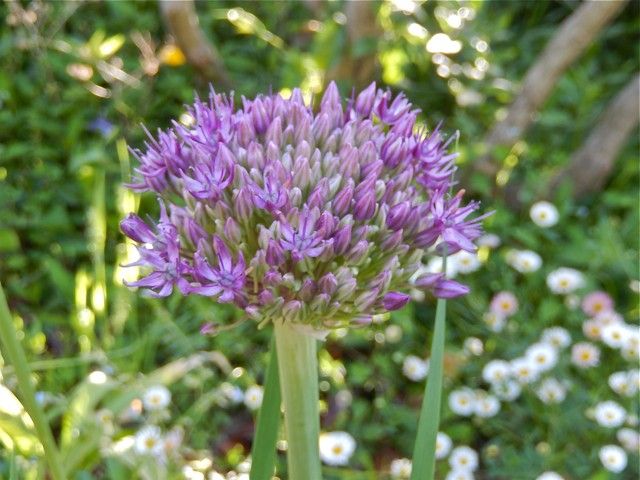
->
121, 82, 486, 329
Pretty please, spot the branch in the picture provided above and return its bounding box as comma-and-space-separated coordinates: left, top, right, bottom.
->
548, 73, 640, 198
159, 0, 232, 89
472, 0, 628, 177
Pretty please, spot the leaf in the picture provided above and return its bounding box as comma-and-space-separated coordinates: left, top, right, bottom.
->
410, 298, 447, 480
250, 338, 281, 480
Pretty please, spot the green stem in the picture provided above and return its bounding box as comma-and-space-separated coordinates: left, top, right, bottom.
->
410, 297, 447, 480
250, 337, 281, 480
0, 281, 67, 480
274, 321, 322, 480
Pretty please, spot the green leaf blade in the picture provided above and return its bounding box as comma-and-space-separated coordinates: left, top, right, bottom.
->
410, 298, 447, 480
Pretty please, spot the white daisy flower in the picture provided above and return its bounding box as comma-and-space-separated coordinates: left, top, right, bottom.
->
435, 432, 453, 459
617, 427, 640, 452
445, 469, 475, 480
541, 327, 571, 349
599, 445, 627, 473
453, 250, 481, 274
582, 318, 603, 340
594, 401, 626, 428
506, 249, 542, 273
546, 268, 584, 294
483, 311, 507, 332
536, 472, 564, 480
492, 379, 522, 402
529, 201, 559, 227
594, 310, 624, 326
490, 291, 519, 317
449, 388, 476, 416
482, 360, 511, 384
218, 382, 245, 406
390, 458, 412, 478
244, 385, 264, 411
601, 323, 630, 349
402, 355, 429, 382
510, 357, 540, 384
449, 446, 479, 471
385, 324, 403, 343
476, 233, 501, 249
424, 256, 459, 277
526, 343, 558, 372
474, 394, 501, 418
318, 431, 356, 466
463, 337, 483, 356
571, 342, 600, 368
608, 371, 638, 397
142, 385, 171, 411
134, 425, 164, 457
536, 378, 567, 404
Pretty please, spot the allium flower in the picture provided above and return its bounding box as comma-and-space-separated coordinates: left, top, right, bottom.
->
142, 385, 171, 411
121, 83, 486, 330
402, 355, 429, 381
581, 291, 614, 317
599, 445, 627, 473
546, 268, 584, 294
390, 458, 412, 478
529, 201, 559, 228
318, 431, 356, 466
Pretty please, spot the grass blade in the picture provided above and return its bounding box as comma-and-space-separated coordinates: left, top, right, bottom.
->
250, 337, 282, 480
410, 297, 447, 480
0, 281, 67, 480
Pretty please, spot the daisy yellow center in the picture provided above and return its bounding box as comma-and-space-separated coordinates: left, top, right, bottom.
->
559, 279, 569, 288
332, 445, 343, 455
580, 351, 592, 361
145, 438, 157, 449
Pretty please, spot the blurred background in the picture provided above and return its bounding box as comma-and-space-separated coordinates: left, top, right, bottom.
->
0, 0, 638, 479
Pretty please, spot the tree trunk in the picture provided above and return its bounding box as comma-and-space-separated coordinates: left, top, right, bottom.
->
159, 0, 232, 90
548, 73, 640, 198
327, 0, 381, 88
472, 0, 629, 178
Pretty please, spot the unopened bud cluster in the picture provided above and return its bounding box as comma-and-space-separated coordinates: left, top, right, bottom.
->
121, 82, 485, 329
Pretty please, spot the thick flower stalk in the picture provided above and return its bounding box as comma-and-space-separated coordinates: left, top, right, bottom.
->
121, 82, 484, 329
